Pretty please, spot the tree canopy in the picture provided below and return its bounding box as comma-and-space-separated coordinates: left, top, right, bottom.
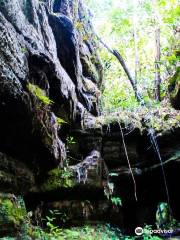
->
85, 0, 180, 111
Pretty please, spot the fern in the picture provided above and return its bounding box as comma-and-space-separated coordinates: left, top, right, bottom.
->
56, 117, 67, 125
27, 83, 54, 105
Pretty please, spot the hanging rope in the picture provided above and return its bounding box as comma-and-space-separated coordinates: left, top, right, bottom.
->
148, 128, 172, 214
118, 121, 138, 201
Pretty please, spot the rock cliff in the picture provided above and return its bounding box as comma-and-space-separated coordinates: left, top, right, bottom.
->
0, 0, 179, 238
0, 0, 102, 190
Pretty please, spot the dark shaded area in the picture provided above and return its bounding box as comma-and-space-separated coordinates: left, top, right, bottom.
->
53, 0, 62, 13
49, 15, 78, 85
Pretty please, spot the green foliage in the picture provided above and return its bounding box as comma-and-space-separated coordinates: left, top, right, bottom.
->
47, 224, 122, 240
66, 136, 76, 145
109, 172, 118, 177
0, 195, 28, 239
28, 226, 48, 240
56, 117, 67, 125
65, 136, 76, 166
27, 83, 54, 105
41, 168, 75, 192
166, 54, 180, 66
168, 66, 180, 99
30, 223, 165, 240
87, 0, 179, 110
104, 174, 122, 207
156, 202, 179, 230
101, 81, 139, 111
138, 225, 163, 240
111, 197, 122, 206
21, 47, 28, 53
0, 197, 168, 240
45, 210, 62, 238
75, 21, 84, 32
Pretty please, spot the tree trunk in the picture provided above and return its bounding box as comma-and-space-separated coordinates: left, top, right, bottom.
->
154, 26, 161, 101
113, 50, 142, 102
96, 35, 142, 103
153, 0, 161, 101
133, 0, 140, 82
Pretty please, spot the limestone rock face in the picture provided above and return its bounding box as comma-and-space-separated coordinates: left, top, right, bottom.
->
0, 152, 35, 194
169, 67, 180, 109
76, 112, 180, 230
0, 0, 102, 191
0, 0, 180, 236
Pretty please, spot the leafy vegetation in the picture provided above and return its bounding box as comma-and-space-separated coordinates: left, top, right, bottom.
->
28, 224, 165, 240
0, 195, 27, 237
27, 224, 121, 240
0, 198, 26, 227
56, 117, 67, 125
86, 0, 179, 111
1, 196, 174, 240
66, 136, 76, 146
27, 83, 54, 106
156, 202, 180, 230
41, 168, 75, 192
111, 197, 122, 207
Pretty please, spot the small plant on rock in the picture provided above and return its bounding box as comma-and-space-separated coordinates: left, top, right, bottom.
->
27, 83, 54, 106
111, 196, 122, 207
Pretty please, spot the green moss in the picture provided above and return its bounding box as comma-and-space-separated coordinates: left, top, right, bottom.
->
169, 67, 180, 99
169, 67, 180, 85
41, 168, 75, 192
81, 56, 99, 83
146, 107, 180, 132
95, 109, 143, 131
0, 195, 26, 233
95, 105, 180, 134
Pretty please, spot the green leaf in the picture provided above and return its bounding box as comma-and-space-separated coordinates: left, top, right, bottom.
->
56, 117, 67, 125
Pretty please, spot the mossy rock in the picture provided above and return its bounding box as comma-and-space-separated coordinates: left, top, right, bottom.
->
41, 168, 75, 192
81, 56, 99, 83
0, 193, 27, 236
169, 67, 180, 109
